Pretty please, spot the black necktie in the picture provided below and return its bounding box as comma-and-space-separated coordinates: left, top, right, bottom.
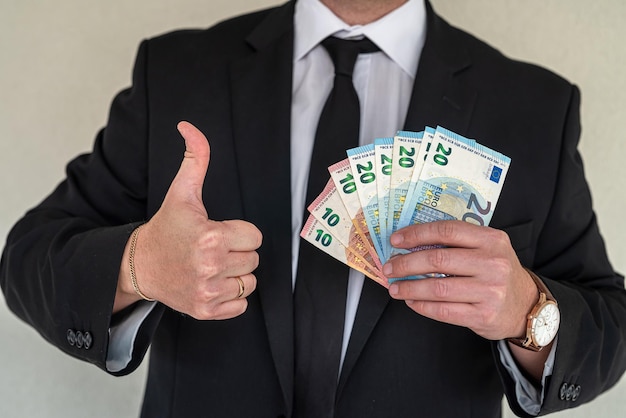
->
294, 36, 380, 418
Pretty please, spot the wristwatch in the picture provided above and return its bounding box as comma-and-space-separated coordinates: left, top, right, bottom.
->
507, 268, 560, 351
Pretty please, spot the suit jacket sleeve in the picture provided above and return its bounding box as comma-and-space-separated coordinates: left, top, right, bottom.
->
498, 85, 626, 416
0, 40, 163, 375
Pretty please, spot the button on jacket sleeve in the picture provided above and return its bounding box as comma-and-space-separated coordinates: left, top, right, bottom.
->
0, 41, 161, 375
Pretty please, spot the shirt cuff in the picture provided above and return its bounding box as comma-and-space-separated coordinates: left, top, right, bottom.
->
497, 336, 558, 416
106, 301, 157, 373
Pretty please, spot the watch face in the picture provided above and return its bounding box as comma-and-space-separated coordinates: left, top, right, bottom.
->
531, 302, 560, 347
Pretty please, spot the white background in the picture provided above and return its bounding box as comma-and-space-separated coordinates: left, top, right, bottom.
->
1, 1, 624, 416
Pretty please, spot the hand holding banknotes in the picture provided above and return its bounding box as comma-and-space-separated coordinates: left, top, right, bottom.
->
383, 220, 537, 342
114, 122, 262, 319
301, 126, 553, 381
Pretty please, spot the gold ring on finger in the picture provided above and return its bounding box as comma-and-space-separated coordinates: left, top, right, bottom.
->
235, 276, 245, 299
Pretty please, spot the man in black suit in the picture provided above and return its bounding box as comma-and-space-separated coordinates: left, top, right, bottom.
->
2, 0, 625, 417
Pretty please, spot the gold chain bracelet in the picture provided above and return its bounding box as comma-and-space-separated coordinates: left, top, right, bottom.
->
129, 225, 155, 302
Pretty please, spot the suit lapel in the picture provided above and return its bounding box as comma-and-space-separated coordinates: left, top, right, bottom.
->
230, 2, 296, 415
404, 1, 476, 133
337, 1, 477, 397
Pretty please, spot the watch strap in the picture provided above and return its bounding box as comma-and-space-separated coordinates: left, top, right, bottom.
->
525, 268, 556, 302
507, 268, 558, 351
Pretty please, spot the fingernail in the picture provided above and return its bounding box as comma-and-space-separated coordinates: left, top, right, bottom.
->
390, 233, 404, 246
389, 284, 398, 295
383, 263, 393, 276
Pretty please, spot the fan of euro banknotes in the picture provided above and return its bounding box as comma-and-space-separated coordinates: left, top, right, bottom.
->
300, 126, 511, 287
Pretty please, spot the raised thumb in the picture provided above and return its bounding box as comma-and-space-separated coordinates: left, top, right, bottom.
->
169, 121, 211, 205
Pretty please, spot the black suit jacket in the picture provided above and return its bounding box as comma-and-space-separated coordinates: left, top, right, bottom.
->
2, 2, 625, 417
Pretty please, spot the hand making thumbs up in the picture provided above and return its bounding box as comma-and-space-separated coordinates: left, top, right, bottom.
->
114, 122, 263, 320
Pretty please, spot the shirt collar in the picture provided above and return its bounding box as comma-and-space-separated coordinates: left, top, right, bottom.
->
294, 0, 426, 78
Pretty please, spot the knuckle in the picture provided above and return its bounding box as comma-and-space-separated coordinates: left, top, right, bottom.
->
201, 262, 221, 280
481, 306, 498, 327
427, 248, 449, 271
411, 300, 425, 312
247, 275, 258, 293
490, 285, 506, 304
191, 304, 216, 320
250, 251, 260, 270
202, 228, 224, 249
437, 304, 451, 322
404, 225, 421, 243
492, 228, 512, 246
491, 257, 513, 281
226, 220, 263, 249
202, 307, 218, 320
433, 278, 449, 299
237, 299, 249, 316
253, 227, 263, 248
217, 300, 248, 320
436, 221, 457, 241
199, 282, 221, 303
199, 254, 226, 278
188, 311, 204, 320
394, 255, 411, 276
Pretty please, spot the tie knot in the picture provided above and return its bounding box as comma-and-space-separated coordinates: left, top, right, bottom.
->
321, 36, 380, 77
